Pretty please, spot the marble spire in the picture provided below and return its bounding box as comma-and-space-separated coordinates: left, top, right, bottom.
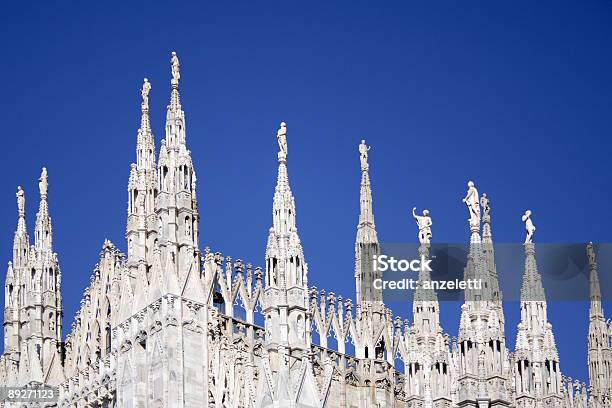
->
587, 242, 612, 400
355, 139, 380, 305
515, 213, 562, 403
264, 121, 309, 352
35, 167, 52, 251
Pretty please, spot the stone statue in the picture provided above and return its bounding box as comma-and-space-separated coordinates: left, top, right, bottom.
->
135, 191, 145, 212
277, 122, 287, 158
412, 207, 432, 244
16, 186, 25, 215
587, 242, 595, 266
141, 78, 151, 109
462, 181, 480, 225
521, 210, 536, 244
39, 167, 48, 197
297, 317, 305, 340
171, 51, 180, 83
359, 139, 370, 171
480, 193, 490, 218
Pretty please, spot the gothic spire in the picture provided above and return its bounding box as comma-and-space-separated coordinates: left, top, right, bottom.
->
13, 186, 29, 268
165, 51, 186, 151
481, 193, 492, 243
264, 121, 309, 353
136, 78, 156, 171
587, 242, 612, 400
413, 243, 440, 333
514, 212, 562, 401
588, 242, 603, 318
355, 140, 381, 305
270, 122, 298, 237
520, 223, 546, 307
518, 211, 549, 327
34, 167, 52, 251
126, 78, 159, 263
480, 193, 503, 306
356, 140, 377, 244
15, 168, 63, 377
155, 51, 200, 276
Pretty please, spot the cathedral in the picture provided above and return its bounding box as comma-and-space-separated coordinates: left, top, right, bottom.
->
1, 53, 610, 408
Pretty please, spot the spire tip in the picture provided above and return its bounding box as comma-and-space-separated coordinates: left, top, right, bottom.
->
277, 121, 288, 160
358, 139, 370, 171
171, 51, 180, 85
39, 167, 48, 198
522, 210, 535, 244
141, 78, 151, 111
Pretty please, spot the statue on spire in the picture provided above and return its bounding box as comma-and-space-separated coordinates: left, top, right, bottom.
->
171, 52, 180, 84
462, 181, 480, 226
412, 207, 432, 244
359, 139, 370, 171
277, 122, 288, 158
141, 78, 151, 110
521, 210, 536, 244
16, 186, 25, 215
587, 242, 596, 266
39, 167, 48, 197
480, 193, 490, 219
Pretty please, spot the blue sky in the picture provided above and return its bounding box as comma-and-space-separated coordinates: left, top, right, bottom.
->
1, 1, 611, 382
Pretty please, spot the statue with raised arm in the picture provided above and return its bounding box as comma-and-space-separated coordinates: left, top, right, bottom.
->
141, 78, 151, 109
462, 181, 480, 225
277, 122, 288, 158
39, 167, 48, 197
359, 139, 370, 171
16, 186, 25, 215
171, 51, 180, 83
521, 210, 536, 244
412, 207, 432, 244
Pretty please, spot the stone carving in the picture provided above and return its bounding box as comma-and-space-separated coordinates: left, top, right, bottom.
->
462, 181, 480, 226
2, 54, 605, 408
16, 186, 24, 215
587, 242, 595, 266
277, 121, 287, 158
359, 139, 370, 171
39, 167, 48, 197
412, 207, 432, 244
296, 317, 305, 340
135, 191, 145, 212
480, 193, 490, 219
171, 51, 180, 83
521, 210, 536, 244
141, 78, 151, 109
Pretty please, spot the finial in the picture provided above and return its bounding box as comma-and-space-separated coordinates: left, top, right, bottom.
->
171, 51, 180, 85
359, 139, 371, 171
412, 207, 432, 244
141, 78, 151, 110
277, 121, 288, 160
587, 242, 596, 268
16, 186, 25, 216
462, 180, 480, 225
480, 193, 490, 220
39, 167, 48, 198
521, 210, 535, 244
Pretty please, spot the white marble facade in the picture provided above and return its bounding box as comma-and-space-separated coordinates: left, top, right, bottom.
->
1, 54, 611, 408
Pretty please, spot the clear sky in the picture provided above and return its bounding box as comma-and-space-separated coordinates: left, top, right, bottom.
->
1, 1, 611, 382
